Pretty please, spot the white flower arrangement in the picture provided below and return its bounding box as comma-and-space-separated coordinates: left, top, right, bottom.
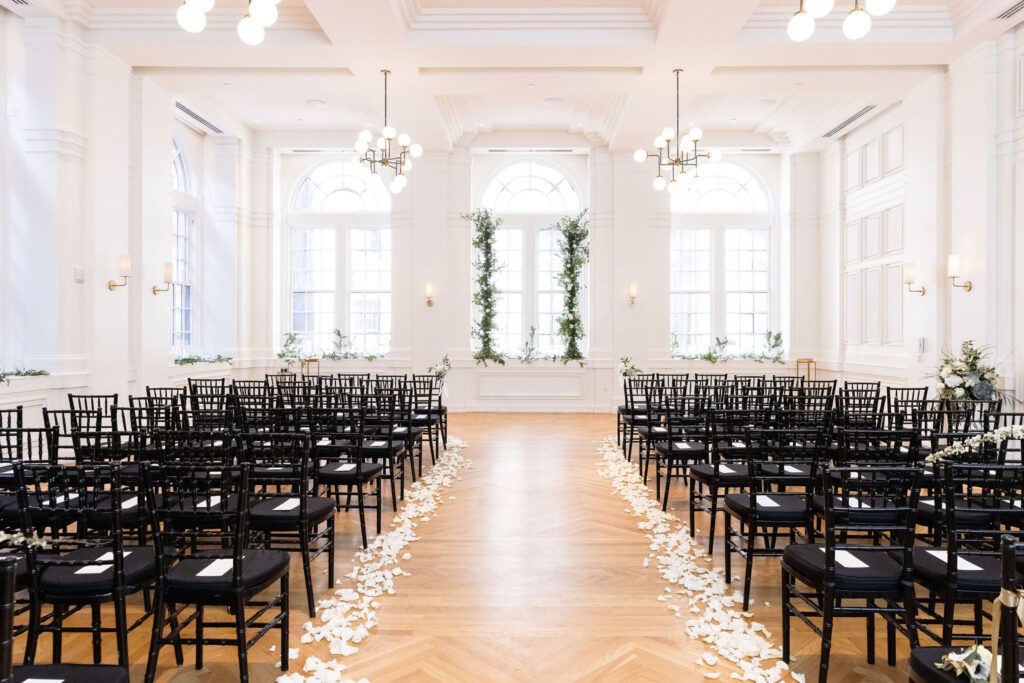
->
278, 438, 471, 683
426, 354, 452, 386
596, 437, 798, 682
934, 341, 1002, 402
619, 356, 642, 378
925, 424, 1024, 463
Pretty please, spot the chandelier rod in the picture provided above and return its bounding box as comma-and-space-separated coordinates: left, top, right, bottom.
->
674, 68, 682, 154
381, 69, 390, 128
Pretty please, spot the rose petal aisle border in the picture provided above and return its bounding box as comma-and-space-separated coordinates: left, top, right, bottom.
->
596, 436, 805, 683
277, 437, 472, 683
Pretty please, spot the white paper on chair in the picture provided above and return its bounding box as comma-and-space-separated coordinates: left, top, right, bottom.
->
652, 427, 667, 433
719, 465, 736, 474
926, 549, 983, 571
414, 414, 428, 419
121, 497, 138, 510
819, 548, 869, 569
394, 427, 407, 434
273, 498, 301, 511
196, 496, 221, 509
76, 551, 132, 574
1003, 498, 1023, 509
844, 497, 870, 509
0, 466, 13, 474
369, 441, 386, 447
335, 464, 356, 472
265, 467, 284, 471
196, 558, 234, 577
732, 441, 747, 449
317, 438, 331, 446
22, 679, 65, 683
49, 494, 79, 506
673, 442, 694, 450
919, 499, 934, 506
756, 495, 780, 508
783, 466, 803, 474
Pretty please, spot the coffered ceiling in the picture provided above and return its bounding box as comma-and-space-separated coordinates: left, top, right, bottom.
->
7, 0, 1018, 151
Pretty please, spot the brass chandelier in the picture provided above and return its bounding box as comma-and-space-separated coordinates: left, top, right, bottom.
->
634, 69, 721, 194
353, 70, 423, 195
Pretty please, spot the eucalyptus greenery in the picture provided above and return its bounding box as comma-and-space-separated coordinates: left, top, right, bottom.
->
173, 354, 233, 366
554, 211, 589, 365
518, 326, 541, 364
671, 331, 786, 365
321, 329, 381, 362
466, 208, 506, 366
0, 368, 49, 386
277, 332, 303, 368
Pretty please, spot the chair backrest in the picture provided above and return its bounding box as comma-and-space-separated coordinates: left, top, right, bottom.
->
0, 428, 57, 470
843, 380, 881, 396
821, 464, 920, 583
944, 398, 1001, 432
993, 412, 1024, 463
266, 373, 296, 387
886, 386, 929, 415
128, 396, 176, 433
237, 432, 311, 499
836, 424, 918, 466
0, 409, 21, 431
188, 379, 228, 411
234, 400, 302, 434
154, 431, 236, 469
231, 379, 272, 398
173, 406, 233, 433
68, 393, 118, 419
145, 464, 251, 587
146, 386, 186, 402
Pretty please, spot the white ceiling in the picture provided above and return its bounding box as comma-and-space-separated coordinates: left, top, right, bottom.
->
21, 0, 1023, 151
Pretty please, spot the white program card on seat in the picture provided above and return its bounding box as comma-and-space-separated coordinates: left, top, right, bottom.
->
845, 497, 870, 509
926, 549, 983, 571
0, 466, 13, 474
335, 464, 356, 472
317, 438, 331, 446
197, 496, 221, 509
919, 499, 934, 506
1003, 498, 1023, 509
819, 547, 870, 569
732, 441, 746, 448
370, 441, 386, 447
783, 465, 803, 474
719, 465, 736, 474
197, 558, 234, 577
121, 497, 139, 510
49, 494, 79, 506
76, 551, 132, 574
273, 498, 301, 511
652, 427, 667, 433
22, 679, 65, 683
756, 495, 780, 508
394, 427, 408, 433
265, 467, 284, 471
414, 414, 428, 419
674, 442, 694, 450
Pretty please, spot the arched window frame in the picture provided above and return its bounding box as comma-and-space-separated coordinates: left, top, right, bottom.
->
170, 136, 201, 355
284, 159, 393, 357
474, 159, 587, 358
669, 161, 776, 357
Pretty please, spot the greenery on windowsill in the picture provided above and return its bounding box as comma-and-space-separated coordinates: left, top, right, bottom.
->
671, 331, 787, 364
0, 368, 50, 386
320, 330, 384, 362
554, 210, 589, 367
466, 208, 506, 366
173, 354, 233, 366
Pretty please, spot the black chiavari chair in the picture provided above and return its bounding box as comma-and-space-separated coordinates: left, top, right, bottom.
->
0, 410, 21, 431
187, 379, 228, 411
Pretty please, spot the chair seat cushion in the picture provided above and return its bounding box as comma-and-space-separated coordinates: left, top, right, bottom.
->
810, 495, 902, 524
249, 496, 335, 529
39, 546, 157, 595
360, 440, 405, 454
781, 543, 904, 592
724, 493, 809, 523
14, 664, 130, 683
907, 647, 978, 683
654, 441, 706, 460
318, 462, 384, 483
690, 463, 748, 484
165, 548, 289, 596
913, 547, 1005, 593
914, 497, 996, 527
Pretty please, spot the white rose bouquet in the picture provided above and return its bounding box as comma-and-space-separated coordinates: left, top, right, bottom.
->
427, 354, 452, 386
935, 340, 1001, 401
618, 356, 642, 378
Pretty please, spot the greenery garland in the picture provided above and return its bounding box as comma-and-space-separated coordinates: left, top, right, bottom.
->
0, 368, 49, 386
466, 208, 506, 366
671, 331, 786, 364
554, 211, 589, 365
174, 354, 233, 366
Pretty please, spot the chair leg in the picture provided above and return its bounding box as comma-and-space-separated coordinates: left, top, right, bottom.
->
300, 528, 315, 616
743, 524, 756, 611
24, 599, 40, 665
866, 598, 875, 664
662, 468, 672, 512
91, 602, 102, 664
941, 592, 955, 646
358, 482, 369, 548
903, 582, 920, 649
52, 604, 63, 663
196, 605, 204, 670
144, 593, 166, 683
234, 594, 249, 683
280, 574, 289, 672
724, 515, 732, 584
114, 594, 130, 669
707, 488, 719, 554
327, 517, 336, 585
168, 602, 184, 665
886, 600, 897, 665
781, 569, 791, 662
818, 588, 836, 683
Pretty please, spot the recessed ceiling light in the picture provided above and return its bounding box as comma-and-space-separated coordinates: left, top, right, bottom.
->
794, 82, 804, 86
543, 97, 563, 107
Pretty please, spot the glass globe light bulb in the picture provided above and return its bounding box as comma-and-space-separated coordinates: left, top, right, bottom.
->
688, 127, 703, 142
652, 176, 667, 191
358, 130, 373, 143
376, 137, 386, 150
805, 0, 834, 19
402, 159, 413, 172
709, 149, 723, 163
394, 174, 408, 188
382, 126, 397, 140
397, 133, 411, 147
355, 140, 369, 154
843, 6, 872, 39
237, 15, 265, 45
410, 143, 423, 158
177, 3, 207, 33
654, 137, 667, 149
660, 127, 675, 141
249, 0, 278, 27
633, 149, 647, 164
787, 9, 815, 42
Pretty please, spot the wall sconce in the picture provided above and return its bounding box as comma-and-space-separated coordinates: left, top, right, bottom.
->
152, 262, 173, 295
107, 254, 132, 291
628, 283, 638, 307
947, 254, 973, 292
903, 262, 925, 296
425, 283, 434, 308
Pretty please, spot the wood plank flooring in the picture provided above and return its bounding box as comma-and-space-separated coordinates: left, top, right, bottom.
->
19, 414, 909, 681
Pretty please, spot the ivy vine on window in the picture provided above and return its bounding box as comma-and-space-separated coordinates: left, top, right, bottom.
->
466, 208, 506, 366
554, 210, 589, 365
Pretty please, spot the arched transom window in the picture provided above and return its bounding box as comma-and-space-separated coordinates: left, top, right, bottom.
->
671, 161, 771, 214
292, 161, 391, 213
479, 161, 581, 214
171, 140, 188, 195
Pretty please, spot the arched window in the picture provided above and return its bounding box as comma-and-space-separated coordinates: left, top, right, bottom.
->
286, 159, 392, 357
669, 161, 774, 357
479, 161, 580, 214
672, 161, 770, 214
171, 140, 188, 195
292, 161, 391, 213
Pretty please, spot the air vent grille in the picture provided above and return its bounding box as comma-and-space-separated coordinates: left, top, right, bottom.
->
997, 0, 1024, 19
174, 102, 223, 135
823, 105, 877, 138
484, 148, 577, 154
10, 0, 29, 5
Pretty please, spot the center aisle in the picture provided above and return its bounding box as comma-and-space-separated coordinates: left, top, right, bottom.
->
337, 413, 707, 680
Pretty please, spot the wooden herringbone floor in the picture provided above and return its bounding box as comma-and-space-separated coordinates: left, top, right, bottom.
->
21, 414, 909, 681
